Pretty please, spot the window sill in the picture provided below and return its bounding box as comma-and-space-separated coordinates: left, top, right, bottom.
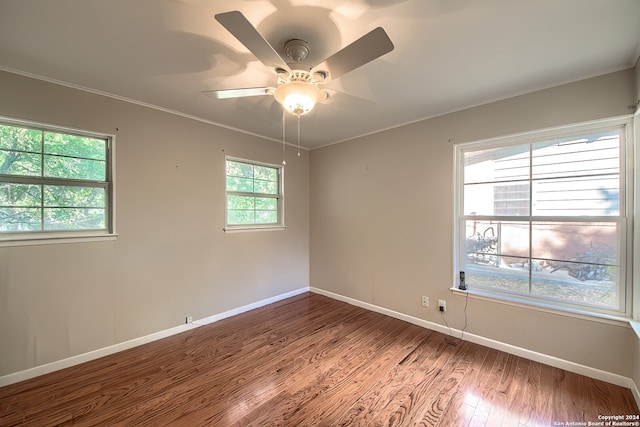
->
450, 287, 631, 327
0, 233, 118, 247
223, 225, 286, 233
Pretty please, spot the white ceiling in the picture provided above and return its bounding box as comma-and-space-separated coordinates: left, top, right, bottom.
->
1, 0, 639, 149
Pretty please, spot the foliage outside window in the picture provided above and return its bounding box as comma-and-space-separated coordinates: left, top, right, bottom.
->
454, 118, 632, 318
0, 118, 112, 240
225, 158, 283, 230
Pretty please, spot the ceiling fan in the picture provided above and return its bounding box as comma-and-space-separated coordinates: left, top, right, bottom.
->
204, 11, 394, 117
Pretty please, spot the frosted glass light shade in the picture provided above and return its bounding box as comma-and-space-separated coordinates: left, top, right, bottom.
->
274, 81, 323, 116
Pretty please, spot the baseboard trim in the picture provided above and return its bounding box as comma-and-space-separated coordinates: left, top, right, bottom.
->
0, 287, 309, 388
310, 287, 637, 394
191, 287, 310, 327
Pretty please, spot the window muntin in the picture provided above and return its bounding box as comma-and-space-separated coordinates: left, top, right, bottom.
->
456, 120, 630, 317
225, 158, 282, 229
0, 120, 112, 236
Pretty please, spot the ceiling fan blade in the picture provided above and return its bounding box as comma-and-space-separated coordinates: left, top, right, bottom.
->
215, 11, 291, 73
321, 88, 375, 105
203, 87, 272, 99
313, 27, 394, 82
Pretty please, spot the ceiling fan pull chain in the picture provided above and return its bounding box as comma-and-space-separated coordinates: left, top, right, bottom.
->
282, 109, 286, 166
297, 115, 301, 158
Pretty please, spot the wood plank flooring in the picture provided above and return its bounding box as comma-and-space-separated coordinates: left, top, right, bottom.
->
1, 292, 637, 426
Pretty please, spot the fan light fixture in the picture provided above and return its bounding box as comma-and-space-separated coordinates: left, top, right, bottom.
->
274, 77, 323, 116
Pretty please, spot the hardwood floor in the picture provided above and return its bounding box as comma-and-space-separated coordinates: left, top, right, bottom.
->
1, 292, 637, 426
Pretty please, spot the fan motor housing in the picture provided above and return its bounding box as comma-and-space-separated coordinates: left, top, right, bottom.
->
284, 39, 310, 63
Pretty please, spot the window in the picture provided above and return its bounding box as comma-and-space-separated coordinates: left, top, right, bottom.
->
0, 118, 113, 242
225, 158, 283, 230
454, 118, 632, 318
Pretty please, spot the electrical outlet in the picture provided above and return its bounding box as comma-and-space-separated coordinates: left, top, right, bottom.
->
438, 300, 446, 312
421, 296, 429, 307
186, 315, 193, 324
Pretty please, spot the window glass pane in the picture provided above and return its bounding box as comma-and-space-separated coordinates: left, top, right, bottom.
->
464, 221, 531, 295
228, 194, 257, 225
228, 209, 254, 225
226, 161, 253, 178
0, 207, 42, 231
255, 197, 277, 211
531, 131, 619, 180
531, 221, 618, 268
465, 220, 529, 260
531, 263, 618, 309
464, 145, 529, 184
225, 162, 278, 195
464, 260, 529, 295
464, 263, 529, 295
256, 210, 277, 224
0, 183, 41, 206
227, 195, 254, 210
464, 183, 493, 215
44, 186, 105, 208
226, 176, 254, 192
465, 220, 500, 266
529, 221, 618, 309
0, 124, 42, 152
44, 155, 106, 181
532, 176, 619, 216
254, 165, 276, 181
44, 208, 106, 230
493, 183, 529, 216
227, 195, 278, 225
254, 179, 277, 194
464, 182, 530, 216
0, 151, 42, 176
44, 132, 106, 160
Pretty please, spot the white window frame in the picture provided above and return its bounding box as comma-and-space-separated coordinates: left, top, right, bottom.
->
224, 156, 285, 232
453, 116, 634, 320
0, 116, 116, 246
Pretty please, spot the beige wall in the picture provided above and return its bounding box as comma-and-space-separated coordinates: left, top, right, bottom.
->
0, 71, 310, 376
310, 69, 636, 377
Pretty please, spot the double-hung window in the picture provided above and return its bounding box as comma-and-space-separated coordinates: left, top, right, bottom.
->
454, 117, 632, 318
0, 118, 113, 242
225, 157, 283, 230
